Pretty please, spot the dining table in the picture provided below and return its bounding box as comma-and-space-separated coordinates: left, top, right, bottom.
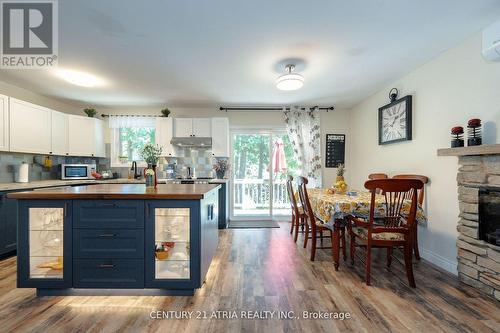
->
307, 188, 427, 270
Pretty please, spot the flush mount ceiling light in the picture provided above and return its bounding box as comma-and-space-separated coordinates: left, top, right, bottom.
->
276, 64, 304, 91
55, 69, 105, 87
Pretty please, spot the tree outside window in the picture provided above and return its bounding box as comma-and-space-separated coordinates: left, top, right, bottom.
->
118, 128, 155, 162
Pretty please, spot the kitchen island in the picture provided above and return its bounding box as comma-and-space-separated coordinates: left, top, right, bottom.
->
8, 184, 220, 296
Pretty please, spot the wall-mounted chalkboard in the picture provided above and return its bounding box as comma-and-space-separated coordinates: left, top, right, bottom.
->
325, 134, 345, 168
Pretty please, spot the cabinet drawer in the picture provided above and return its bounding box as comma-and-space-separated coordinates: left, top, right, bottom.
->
74, 200, 144, 229
73, 229, 144, 259
73, 259, 144, 288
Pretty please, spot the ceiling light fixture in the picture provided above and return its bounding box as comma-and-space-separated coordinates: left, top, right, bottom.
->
55, 69, 105, 87
276, 64, 304, 91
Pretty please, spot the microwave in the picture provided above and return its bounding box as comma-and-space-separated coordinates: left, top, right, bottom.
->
61, 164, 96, 180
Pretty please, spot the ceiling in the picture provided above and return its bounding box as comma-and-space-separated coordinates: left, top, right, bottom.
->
1, 0, 500, 109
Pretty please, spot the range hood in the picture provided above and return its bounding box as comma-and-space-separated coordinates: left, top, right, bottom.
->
170, 137, 212, 148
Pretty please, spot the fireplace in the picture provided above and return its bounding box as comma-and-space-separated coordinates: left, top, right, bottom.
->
436, 148, 500, 301
479, 188, 500, 246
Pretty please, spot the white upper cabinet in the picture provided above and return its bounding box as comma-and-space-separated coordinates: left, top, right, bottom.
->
174, 118, 212, 137
68, 115, 95, 157
174, 118, 193, 137
193, 118, 211, 137
156, 117, 176, 156
9, 98, 51, 154
51, 110, 68, 156
0, 95, 9, 152
68, 115, 106, 157
93, 118, 106, 158
211, 117, 229, 157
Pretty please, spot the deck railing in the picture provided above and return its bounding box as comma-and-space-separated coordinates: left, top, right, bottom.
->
233, 178, 290, 210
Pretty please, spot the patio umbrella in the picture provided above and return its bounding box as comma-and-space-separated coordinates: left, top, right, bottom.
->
272, 138, 287, 174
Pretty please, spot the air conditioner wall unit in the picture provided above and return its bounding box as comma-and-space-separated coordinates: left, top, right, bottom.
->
482, 20, 500, 62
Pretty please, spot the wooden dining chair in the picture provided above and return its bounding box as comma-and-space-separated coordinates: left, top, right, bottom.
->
393, 174, 429, 260
347, 178, 423, 287
286, 175, 306, 243
297, 176, 346, 262
368, 173, 388, 194
368, 173, 389, 180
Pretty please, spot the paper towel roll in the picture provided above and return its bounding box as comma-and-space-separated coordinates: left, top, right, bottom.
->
15, 162, 29, 183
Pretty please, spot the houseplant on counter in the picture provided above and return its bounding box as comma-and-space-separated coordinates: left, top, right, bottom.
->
213, 159, 230, 179
140, 144, 163, 188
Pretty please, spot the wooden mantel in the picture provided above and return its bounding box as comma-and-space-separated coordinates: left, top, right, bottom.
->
437, 143, 500, 156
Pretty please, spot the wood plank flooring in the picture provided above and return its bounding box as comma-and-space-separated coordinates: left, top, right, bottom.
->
0, 222, 499, 333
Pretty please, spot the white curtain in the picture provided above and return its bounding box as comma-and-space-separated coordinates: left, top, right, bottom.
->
284, 106, 322, 187
108, 115, 156, 128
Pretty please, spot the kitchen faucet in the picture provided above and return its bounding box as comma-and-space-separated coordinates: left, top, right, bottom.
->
131, 161, 141, 179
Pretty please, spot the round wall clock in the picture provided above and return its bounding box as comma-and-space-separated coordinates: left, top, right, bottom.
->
378, 95, 412, 145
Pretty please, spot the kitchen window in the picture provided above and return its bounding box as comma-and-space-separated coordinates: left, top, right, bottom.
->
109, 116, 157, 167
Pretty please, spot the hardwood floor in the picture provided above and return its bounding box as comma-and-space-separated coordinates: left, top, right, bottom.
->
0, 222, 499, 333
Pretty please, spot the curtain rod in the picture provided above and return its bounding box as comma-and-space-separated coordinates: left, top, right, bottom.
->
219, 106, 334, 112
100, 114, 161, 118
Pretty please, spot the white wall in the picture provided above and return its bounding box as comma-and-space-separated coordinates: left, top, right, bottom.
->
348, 32, 500, 274
0, 80, 80, 114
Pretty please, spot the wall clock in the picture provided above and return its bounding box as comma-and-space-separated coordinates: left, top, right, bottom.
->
378, 95, 412, 145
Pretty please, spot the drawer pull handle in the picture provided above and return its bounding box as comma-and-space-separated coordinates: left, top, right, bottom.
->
99, 233, 116, 238
99, 264, 115, 269
99, 203, 117, 208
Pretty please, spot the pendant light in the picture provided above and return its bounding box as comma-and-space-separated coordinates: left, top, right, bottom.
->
276, 64, 304, 91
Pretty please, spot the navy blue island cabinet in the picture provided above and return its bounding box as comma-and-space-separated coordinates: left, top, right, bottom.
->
10, 184, 219, 296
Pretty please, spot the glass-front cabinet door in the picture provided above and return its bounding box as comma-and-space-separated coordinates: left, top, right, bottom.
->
17, 201, 72, 288
145, 201, 200, 289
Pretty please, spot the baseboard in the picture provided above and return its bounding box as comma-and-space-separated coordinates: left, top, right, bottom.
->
420, 248, 458, 275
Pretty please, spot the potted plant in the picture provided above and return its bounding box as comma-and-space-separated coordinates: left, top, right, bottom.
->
83, 108, 97, 118
140, 144, 163, 188
161, 108, 171, 117
213, 159, 230, 179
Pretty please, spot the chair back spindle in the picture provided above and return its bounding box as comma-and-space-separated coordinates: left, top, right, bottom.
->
365, 179, 423, 233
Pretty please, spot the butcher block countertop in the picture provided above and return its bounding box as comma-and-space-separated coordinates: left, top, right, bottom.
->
8, 183, 220, 200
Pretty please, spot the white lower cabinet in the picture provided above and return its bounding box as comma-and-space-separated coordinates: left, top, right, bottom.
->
9, 98, 52, 154
0, 95, 9, 152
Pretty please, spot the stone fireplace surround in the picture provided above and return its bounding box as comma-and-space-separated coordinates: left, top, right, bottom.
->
454, 153, 500, 301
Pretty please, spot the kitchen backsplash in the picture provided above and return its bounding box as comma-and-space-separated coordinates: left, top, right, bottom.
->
158, 148, 215, 179
0, 151, 108, 183
108, 145, 228, 180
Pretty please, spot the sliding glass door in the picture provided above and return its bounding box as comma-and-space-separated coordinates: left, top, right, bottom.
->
230, 130, 298, 220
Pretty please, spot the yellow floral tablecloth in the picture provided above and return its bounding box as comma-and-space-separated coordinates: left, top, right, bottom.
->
308, 188, 427, 227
